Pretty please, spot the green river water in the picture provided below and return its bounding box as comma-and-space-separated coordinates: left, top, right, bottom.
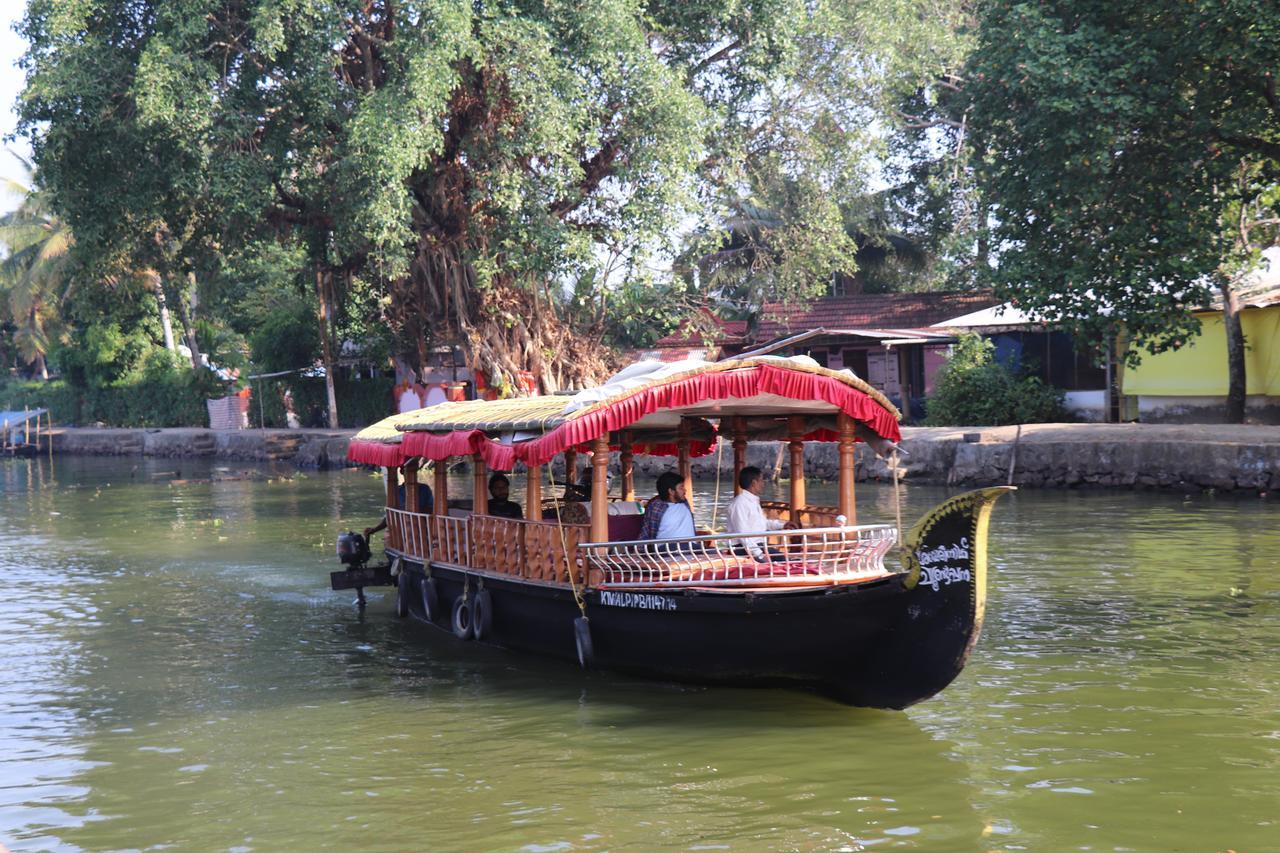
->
1, 455, 1277, 851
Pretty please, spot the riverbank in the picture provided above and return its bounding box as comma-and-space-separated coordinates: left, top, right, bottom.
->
31, 422, 1280, 493
39, 427, 354, 469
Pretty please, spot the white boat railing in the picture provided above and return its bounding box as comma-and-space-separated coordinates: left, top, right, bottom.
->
579, 525, 899, 589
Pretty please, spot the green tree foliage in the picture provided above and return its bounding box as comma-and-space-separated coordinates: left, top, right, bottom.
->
18, 0, 985, 396
925, 333, 1066, 426
0, 154, 73, 379
968, 0, 1280, 422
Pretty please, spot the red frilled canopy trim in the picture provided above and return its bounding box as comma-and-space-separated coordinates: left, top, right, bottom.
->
347, 439, 406, 467
347, 433, 515, 469
356, 364, 898, 470
514, 363, 900, 467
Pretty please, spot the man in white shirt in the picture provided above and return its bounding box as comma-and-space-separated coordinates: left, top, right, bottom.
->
725, 466, 796, 562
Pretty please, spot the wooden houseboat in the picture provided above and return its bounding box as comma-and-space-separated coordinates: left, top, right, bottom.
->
335, 357, 1010, 709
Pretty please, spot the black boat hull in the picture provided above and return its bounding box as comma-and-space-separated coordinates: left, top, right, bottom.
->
383, 487, 1011, 709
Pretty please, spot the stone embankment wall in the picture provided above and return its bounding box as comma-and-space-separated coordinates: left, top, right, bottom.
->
41, 422, 1280, 493
46, 427, 354, 470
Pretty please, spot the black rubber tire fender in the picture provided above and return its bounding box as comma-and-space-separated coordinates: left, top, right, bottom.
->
420, 576, 439, 623
451, 595, 474, 640
574, 616, 593, 669
396, 571, 410, 618
472, 589, 493, 641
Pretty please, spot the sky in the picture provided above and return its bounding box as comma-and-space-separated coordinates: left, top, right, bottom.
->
0, 4, 31, 215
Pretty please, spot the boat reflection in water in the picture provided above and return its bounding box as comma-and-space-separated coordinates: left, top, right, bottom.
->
336, 357, 1012, 708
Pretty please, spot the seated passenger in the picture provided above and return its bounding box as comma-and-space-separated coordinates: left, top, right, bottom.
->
563, 466, 592, 501
364, 464, 434, 540
487, 472, 523, 520
637, 471, 695, 541
725, 466, 795, 562
550, 467, 596, 524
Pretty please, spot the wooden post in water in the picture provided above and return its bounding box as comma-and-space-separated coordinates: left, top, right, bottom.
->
24, 407, 30, 445
472, 453, 488, 516
678, 418, 693, 513
526, 463, 542, 521
732, 416, 748, 495
788, 415, 806, 525
619, 431, 635, 501
590, 434, 610, 545
837, 412, 857, 526
434, 460, 449, 515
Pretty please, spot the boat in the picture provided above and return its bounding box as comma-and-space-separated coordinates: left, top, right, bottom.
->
333, 357, 1011, 709
1, 408, 48, 458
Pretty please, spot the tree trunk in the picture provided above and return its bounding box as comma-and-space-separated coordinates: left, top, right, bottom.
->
31, 350, 47, 381
316, 267, 340, 429
176, 273, 203, 371
157, 286, 176, 353
1220, 279, 1247, 424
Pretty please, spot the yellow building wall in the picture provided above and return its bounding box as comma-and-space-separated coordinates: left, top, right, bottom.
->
1122, 306, 1280, 396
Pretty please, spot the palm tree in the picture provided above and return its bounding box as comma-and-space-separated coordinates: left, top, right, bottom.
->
0, 153, 73, 379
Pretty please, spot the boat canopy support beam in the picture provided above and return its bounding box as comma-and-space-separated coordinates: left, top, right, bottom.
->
678, 418, 693, 513
434, 458, 449, 515
838, 412, 857, 525
404, 460, 421, 513
590, 434, 610, 544
732, 416, 747, 496
526, 462, 542, 520
788, 416, 806, 525
620, 431, 635, 502
473, 452, 488, 516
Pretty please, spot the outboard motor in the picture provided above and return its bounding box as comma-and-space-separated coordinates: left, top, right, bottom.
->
336, 531, 371, 569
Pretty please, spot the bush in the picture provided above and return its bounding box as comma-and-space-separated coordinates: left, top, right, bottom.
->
924, 333, 1068, 426
0, 358, 219, 427
247, 375, 394, 428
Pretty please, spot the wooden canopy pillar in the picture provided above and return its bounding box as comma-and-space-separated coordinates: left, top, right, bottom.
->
677, 418, 693, 513
787, 415, 806, 525
563, 447, 578, 494
472, 453, 489, 515
620, 430, 635, 501
384, 466, 399, 510
525, 463, 542, 521
590, 434, 610, 544
433, 459, 449, 515
403, 460, 421, 512
731, 416, 748, 495
837, 412, 857, 526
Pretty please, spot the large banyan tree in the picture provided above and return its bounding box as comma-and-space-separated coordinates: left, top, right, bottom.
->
19, 0, 962, 393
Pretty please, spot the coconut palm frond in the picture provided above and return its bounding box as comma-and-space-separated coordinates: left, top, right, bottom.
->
35, 227, 73, 264
0, 156, 73, 372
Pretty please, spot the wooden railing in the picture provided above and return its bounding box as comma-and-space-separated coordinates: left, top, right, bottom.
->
523, 519, 588, 585
384, 509, 586, 586
429, 514, 470, 565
